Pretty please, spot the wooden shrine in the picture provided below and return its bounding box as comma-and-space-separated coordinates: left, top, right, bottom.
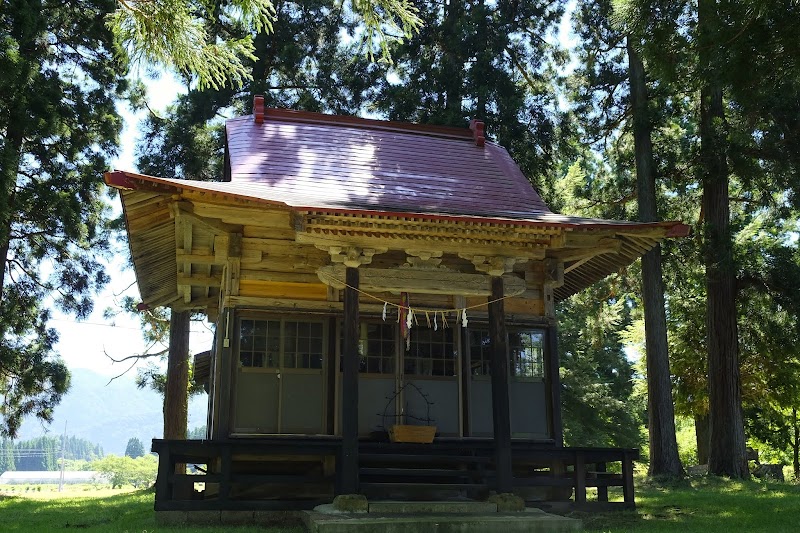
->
106, 99, 688, 512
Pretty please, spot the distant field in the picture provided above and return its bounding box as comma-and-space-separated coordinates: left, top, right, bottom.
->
0, 475, 796, 532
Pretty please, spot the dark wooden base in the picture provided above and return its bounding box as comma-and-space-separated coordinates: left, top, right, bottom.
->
151, 437, 637, 512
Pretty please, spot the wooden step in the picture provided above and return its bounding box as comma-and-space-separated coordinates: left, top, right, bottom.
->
359, 453, 491, 464
359, 467, 481, 478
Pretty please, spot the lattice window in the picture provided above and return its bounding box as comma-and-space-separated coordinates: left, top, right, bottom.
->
284, 321, 324, 369
509, 330, 544, 378
469, 327, 544, 378
239, 318, 324, 369
360, 322, 395, 374
406, 328, 456, 377
468, 329, 492, 376
239, 319, 280, 368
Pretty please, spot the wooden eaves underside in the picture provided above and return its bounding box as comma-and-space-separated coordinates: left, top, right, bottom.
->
108, 170, 688, 312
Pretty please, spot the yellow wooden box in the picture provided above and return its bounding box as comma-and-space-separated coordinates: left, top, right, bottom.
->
389, 424, 437, 443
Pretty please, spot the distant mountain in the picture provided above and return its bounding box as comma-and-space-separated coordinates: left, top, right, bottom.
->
16, 368, 207, 455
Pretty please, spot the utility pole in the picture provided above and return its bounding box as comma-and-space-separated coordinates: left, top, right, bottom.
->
58, 421, 67, 492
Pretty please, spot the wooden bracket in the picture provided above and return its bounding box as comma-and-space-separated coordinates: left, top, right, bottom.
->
459, 254, 525, 277
319, 245, 387, 267
544, 258, 564, 288
404, 250, 444, 270
171, 201, 243, 236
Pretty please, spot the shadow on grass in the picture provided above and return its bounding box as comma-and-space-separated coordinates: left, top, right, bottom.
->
0, 488, 305, 532
574, 475, 800, 533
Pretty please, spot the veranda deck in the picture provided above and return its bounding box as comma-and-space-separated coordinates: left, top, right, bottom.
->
151, 437, 637, 512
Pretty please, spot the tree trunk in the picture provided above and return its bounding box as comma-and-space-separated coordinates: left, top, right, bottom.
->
694, 413, 710, 465
164, 310, 191, 440
474, 0, 488, 120
698, 0, 748, 479
627, 37, 684, 479
442, 0, 463, 121
793, 408, 799, 480
0, 118, 24, 305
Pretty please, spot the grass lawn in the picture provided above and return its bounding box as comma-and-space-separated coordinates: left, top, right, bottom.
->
576, 475, 799, 532
0, 475, 796, 532
0, 487, 303, 533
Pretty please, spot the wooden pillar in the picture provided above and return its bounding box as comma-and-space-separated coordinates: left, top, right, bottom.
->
545, 323, 564, 446
488, 276, 513, 493
339, 266, 360, 494
460, 325, 471, 436
212, 308, 234, 440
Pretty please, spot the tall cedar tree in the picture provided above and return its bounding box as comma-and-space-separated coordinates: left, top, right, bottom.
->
569, 0, 682, 477
0, 0, 126, 437
619, 0, 800, 476
628, 38, 683, 478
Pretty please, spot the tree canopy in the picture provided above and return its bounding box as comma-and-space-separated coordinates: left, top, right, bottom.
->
0, 0, 127, 437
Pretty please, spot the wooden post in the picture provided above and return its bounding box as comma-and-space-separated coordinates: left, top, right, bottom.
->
154, 443, 171, 510
546, 323, 564, 446
213, 308, 234, 440
574, 451, 586, 505
339, 266, 360, 494
488, 276, 513, 493
460, 326, 471, 436
622, 451, 636, 508
326, 317, 337, 436
596, 462, 608, 502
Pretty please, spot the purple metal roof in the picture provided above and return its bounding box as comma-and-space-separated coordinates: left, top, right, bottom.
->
223, 109, 553, 219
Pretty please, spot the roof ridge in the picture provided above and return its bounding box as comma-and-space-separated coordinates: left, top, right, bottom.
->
248, 99, 478, 142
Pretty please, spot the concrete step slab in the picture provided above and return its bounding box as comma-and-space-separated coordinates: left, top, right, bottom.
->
302, 508, 582, 533
367, 500, 498, 514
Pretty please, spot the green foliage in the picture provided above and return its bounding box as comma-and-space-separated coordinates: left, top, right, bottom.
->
92, 454, 157, 489
108, 0, 422, 90
108, 0, 277, 90
0, 436, 103, 473
559, 283, 645, 449
372, 0, 568, 192
188, 425, 208, 439
675, 416, 699, 468
0, 0, 127, 438
123, 438, 145, 459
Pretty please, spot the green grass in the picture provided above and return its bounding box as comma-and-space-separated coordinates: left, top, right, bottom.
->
0, 488, 302, 532
576, 475, 800, 532
1, 476, 797, 532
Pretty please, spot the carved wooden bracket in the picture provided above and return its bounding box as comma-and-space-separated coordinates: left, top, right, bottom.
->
318, 245, 387, 268
404, 249, 444, 270
544, 258, 564, 288
459, 254, 525, 277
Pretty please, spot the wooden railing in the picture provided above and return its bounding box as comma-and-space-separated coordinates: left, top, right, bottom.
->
151, 437, 637, 512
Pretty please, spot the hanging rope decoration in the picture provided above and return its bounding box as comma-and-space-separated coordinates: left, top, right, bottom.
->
318, 269, 526, 347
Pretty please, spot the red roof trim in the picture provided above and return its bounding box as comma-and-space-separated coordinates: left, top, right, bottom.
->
253, 95, 265, 124
665, 223, 692, 237
251, 106, 476, 141
104, 171, 183, 194
469, 119, 485, 147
